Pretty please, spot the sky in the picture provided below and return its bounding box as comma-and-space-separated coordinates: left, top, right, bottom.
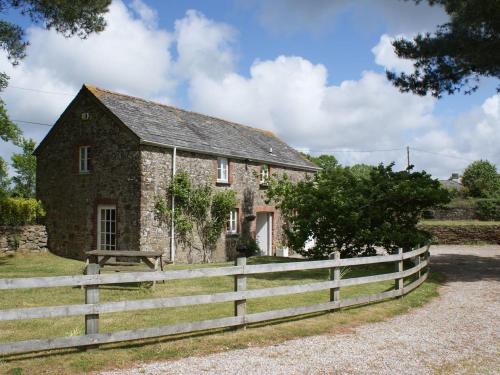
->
0, 0, 499, 179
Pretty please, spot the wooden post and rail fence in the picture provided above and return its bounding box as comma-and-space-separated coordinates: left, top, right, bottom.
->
0, 244, 430, 356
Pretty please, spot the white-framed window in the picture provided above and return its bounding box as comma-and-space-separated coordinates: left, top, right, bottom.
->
217, 157, 228, 183
260, 164, 270, 184
97, 205, 116, 250
227, 208, 238, 234
79, 146, 91, 173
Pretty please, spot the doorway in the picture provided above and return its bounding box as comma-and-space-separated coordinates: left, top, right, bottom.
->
256, 212, 273, 255
97, 204, 116, 250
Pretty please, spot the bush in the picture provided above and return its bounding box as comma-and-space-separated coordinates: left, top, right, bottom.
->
0, 197, 45, 226
475, 199, 500, 221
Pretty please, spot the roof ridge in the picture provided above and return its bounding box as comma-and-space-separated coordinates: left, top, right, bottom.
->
84, 83, 279, 139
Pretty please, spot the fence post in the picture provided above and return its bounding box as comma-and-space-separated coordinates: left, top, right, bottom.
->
234, 256, 247, 328
395, 248, 404, 296
85, 262, 100, 346
329, 251, 340, 310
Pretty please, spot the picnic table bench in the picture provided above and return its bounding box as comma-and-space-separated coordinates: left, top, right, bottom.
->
84, 250, 170, 287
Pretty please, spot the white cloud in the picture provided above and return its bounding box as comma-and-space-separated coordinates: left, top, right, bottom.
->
174, 9, 236, 80
252, 0, 448, 35
0, 3, 496, 180
189, 55, 437, 169
372, 34, 414, 73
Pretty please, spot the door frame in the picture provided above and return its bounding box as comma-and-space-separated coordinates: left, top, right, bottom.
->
256, 211, 273, 256
97, 204, 117, 250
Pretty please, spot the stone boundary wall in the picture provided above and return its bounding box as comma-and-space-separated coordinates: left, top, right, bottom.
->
0, 225, 48, 254
426, 207, 477, 221
419, 224, 500, 245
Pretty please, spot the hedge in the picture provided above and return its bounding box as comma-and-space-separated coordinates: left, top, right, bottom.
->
0, 197, 45, 226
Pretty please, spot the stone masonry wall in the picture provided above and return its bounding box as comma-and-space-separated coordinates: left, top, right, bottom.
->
0, 225, 48, 254
140, 147, 312, 263
36, 90, 142, 259
426, 207, 478, 220
419, 224, 500, 245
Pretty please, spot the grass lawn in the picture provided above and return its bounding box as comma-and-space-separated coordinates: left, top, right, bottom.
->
0, 252, 443, 374
420, 220, 500, 226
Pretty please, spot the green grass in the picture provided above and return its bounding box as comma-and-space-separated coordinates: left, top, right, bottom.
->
0, 252, 443, 374
420, 220, 500, 226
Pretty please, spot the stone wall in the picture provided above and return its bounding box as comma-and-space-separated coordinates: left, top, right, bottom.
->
0, 225, 48, 254
36, 89, 142, 259
139, 147, 311, 263
419, 224, 500, 245
426, 207, 477, 220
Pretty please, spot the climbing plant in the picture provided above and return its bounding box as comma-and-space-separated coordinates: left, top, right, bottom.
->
155, 171, 237, 263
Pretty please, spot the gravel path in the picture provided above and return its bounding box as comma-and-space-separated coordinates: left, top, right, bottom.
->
102, 245, 500, 375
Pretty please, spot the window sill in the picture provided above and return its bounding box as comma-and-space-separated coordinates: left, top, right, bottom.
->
259, 183, 269, 189
226, 233, 240, 238
79, 171, 91, 175
216, 181, 230, 187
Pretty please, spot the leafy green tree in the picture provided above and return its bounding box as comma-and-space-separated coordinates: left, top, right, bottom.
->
387, 0, 500, 97
0, 156, 10, 198
10, 138, 36, 198
0, 0, 111, 146
362, 164, 450, 253
462, 160, 500, 198
266, 163, 449, 259
349, 164, 374, 180
301, 153, 338, 170
155, 172, 237, 263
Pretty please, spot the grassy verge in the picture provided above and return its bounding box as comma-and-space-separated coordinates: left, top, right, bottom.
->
420, 220, 500, 226
0, 252, 444, 374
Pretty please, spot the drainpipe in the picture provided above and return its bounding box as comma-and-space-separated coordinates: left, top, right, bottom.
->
170, 147, 177, 263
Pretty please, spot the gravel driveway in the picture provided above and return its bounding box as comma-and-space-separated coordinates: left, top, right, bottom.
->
102, 245, 500, 375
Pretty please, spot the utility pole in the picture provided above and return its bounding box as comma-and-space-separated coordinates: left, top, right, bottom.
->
406, 146, 410, 169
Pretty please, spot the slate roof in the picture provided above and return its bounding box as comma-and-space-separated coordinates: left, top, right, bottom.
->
439, 179, 463, 190
84, 84, 318, 171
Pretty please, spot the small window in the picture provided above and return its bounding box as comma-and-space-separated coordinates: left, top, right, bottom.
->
79, 146, 91, 173
260, 164, 270, 184
227, 208, 238, 234
217, 157, 228, 183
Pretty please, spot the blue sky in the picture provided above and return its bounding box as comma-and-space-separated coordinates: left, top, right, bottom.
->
1, 0, 498, 178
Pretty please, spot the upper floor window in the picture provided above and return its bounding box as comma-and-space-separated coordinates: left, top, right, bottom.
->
227, 208, 238, 234
260, 164, 270, 184
217, 157, 228, 183
79, 146, 91, 173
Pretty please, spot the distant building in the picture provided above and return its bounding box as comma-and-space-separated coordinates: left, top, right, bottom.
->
439, 173, 463, 191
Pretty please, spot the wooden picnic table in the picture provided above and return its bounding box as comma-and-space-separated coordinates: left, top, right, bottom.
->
85, 250, 169, 288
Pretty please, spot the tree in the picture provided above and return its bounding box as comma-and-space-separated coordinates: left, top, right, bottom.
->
10, 138, 36, 198
266, 163, 449, 259
0, 0, 111, 147
462, 160, 500, 198
0, 156, 9, 198
301, 153, 338, 170
387, 0, 500, 97
349, 164, 374, 180
155, 172, 237, 263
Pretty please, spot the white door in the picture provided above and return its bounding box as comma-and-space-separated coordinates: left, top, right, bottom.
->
97, 205, 117, 250
256, 212, 272, 255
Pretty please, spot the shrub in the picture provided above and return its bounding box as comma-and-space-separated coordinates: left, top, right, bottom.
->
0, 197, 45, 226
475, 199, 500, 221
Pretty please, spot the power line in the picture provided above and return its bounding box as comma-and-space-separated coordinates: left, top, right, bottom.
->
12, 119, 53, 127
410, 147, 476, 162
307, 147, 404, 153
5, 86, 73, 96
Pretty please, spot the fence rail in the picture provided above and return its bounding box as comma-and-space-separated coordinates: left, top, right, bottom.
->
0, 245, 430, 356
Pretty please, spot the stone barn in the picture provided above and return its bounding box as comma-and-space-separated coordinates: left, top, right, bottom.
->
35, 84, 318, 262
